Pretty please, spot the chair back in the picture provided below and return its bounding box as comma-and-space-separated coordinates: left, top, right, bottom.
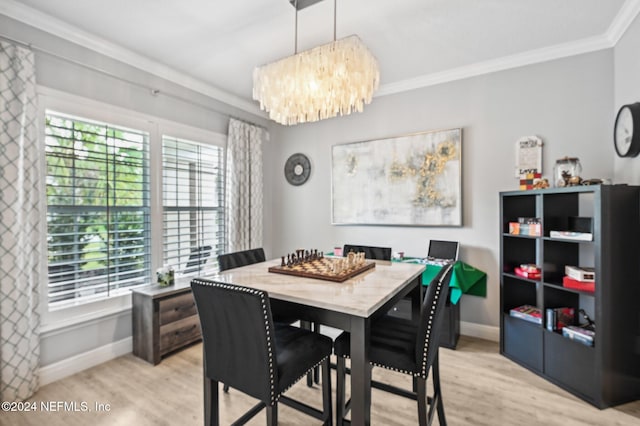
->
191, 279, 277, 404
218, 248, 266, 272
427, 240, 459, 261
415, 263, 454, 378
343, 244, 391, 261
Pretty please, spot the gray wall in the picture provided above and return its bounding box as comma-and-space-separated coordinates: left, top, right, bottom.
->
614, 13, 640, 183
267, 50, 615, 328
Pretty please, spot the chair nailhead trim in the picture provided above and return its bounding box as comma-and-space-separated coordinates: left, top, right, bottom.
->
274, 355, 329, 401
337, 263, 454, 380
192, 279, 278, 404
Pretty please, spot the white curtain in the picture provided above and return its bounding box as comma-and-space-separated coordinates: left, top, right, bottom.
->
225, 118, 267, 252
0, 41, 41, 401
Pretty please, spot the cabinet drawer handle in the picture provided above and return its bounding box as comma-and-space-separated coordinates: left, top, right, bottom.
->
175, 325, 197, 336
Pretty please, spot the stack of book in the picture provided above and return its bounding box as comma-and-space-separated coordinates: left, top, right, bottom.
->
562, 325, 595, 346
509, 305, 542, 325
508, 217, 542, 236
562, 265, 595, 292
545, 307, 575, 331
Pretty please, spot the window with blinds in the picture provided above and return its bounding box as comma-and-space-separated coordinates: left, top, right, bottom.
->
162, 136, 225, 275
45, 111, 150, 307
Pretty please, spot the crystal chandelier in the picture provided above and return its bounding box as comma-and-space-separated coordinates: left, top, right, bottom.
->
252, 0, 380, 126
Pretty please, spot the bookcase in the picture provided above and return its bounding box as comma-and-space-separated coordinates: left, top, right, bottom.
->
500, 185, 640, 408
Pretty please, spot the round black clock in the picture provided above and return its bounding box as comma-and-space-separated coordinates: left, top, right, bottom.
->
614, 102, 640, 157
284, 153, 311, 186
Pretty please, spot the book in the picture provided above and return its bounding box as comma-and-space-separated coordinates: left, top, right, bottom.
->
510, 305, 542, 325
545, 307, 575, 331
549, 230, 593, 241
562, 276, 595, 292
564, 265, 595, 282
562, 325, 595, 346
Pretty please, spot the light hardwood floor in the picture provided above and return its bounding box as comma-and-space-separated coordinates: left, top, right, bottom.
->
2, 336, 638, 425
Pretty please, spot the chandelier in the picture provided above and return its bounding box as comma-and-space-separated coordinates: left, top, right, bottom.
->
252, 0, 380, 126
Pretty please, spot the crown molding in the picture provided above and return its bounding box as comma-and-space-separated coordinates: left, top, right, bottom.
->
606, 0, 640, 45
376, 35, 613, 97
377, 0, 640, 98
2, 0, 639, 105
0, 0, 263, 116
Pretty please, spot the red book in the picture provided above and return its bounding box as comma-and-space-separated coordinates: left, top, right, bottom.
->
562, 276, 595, 292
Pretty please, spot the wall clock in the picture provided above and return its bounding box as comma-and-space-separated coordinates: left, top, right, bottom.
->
284, 153, 311, 186
614, 102, 640, 157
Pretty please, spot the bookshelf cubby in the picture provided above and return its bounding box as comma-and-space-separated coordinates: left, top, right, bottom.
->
500, 185, 640, 408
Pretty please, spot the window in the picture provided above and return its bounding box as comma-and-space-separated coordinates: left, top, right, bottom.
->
45, 111, 150, 307
162, 135, 225, 275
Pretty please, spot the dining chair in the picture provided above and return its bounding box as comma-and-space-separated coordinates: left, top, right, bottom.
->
191, 279, 333, 426
217, 247, 266, 272
217, 247, 303, 392
334, 262, 454, 426
342, 244, 392, 261
427, 240, 459, 262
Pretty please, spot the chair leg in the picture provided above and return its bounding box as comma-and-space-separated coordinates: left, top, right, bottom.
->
204, 377, 219, 426
433, 353, 447, 426
223, 383, 230, 393
336, 356, 346, 426
321, 357, 332, 425
416, 376, 428, 426
266, 403, 278, 426
301, 321, 315, 387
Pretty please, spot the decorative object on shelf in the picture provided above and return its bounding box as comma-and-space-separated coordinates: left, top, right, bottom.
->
515, 136, 543, 177
156, 266, 175, 287
514, 264, 541, 280
546, 307, 575, 332
508, 217, 541, 236
614, 102, 640, 157
553, 156, 582, 187
332, 128, 462, 226
284, 153, 311, 186
253, 0, 379, 125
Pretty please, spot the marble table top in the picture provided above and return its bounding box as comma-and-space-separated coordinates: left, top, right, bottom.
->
182, 258, 425, 318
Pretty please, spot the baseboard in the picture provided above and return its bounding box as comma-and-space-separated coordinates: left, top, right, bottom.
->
39, 337, 132, 386
461, 321, 499, 342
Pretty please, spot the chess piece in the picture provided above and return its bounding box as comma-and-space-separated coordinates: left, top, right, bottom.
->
281, 256, 285, 267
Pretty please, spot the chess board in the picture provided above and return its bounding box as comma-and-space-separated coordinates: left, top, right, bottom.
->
268, 258, 376, 282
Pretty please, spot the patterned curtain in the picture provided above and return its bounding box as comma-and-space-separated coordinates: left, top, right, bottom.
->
225, 118, 267, 252
0, 41, 41, 401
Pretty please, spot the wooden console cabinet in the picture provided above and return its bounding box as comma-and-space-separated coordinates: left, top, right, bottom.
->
132, 282, 201, 365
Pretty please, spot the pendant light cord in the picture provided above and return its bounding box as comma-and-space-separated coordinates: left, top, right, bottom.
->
334, 0, 337, 41
294, 0, 299, 54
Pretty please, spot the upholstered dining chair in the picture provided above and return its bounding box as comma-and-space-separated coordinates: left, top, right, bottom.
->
217, 247, 266, 272
334, 263, 454, 426
191, 279, 333, 426
342, 244, 392, 261
427, 240, 459, 262
217, 247, 302, 392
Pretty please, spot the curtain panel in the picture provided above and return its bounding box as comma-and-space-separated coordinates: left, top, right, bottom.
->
225, 118, 267, 252
0, 41, 41, 401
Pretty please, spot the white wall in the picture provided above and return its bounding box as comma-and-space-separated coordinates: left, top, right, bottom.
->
267, 50, 615, 328
614, 13, 640, 183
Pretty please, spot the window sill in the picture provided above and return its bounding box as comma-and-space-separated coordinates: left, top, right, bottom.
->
40, 293, 133, 336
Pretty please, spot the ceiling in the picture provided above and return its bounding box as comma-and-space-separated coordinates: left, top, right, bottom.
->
3, 0, 638, 114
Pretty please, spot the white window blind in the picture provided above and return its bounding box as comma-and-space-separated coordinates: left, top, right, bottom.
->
45, 111, 151, 307
162, 136, 225, 275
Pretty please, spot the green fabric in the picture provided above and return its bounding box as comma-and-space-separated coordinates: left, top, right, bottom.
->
420, 261, 487, 304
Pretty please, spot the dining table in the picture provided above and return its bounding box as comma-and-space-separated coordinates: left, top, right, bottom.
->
208, 257, 426, 426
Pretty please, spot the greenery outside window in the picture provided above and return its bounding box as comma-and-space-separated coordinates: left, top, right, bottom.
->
45, 111, 150, 308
